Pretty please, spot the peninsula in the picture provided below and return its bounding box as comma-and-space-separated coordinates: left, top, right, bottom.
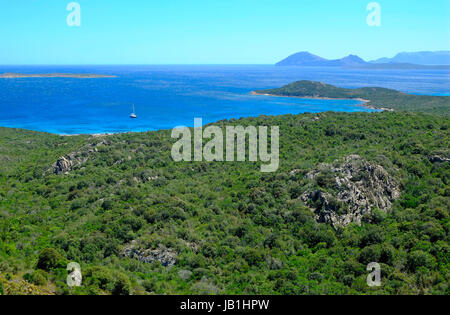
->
252, 80, 450, 115
0, 73, 117, 79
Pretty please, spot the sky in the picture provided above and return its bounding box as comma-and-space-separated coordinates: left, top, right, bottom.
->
0, 0, 449, 64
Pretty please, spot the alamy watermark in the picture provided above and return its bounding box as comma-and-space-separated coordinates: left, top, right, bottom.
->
171, 118, 279, 173
66, 2, 381, 28
367, 262, 381, 287
67, 2, 81, 27
66, 262, 82, 288
367, 2, 381, 27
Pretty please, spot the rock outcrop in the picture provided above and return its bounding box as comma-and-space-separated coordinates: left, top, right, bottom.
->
301, 155, 400, 228
429, 155, 450, 164
123, 242, 177, 267
54, 154, 89, 175
53, 140, 110, 174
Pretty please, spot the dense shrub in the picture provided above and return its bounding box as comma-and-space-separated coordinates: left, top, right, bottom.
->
36, 248, 65, 271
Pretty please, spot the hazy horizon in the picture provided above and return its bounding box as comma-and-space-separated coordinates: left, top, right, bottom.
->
1, 50, 449, 67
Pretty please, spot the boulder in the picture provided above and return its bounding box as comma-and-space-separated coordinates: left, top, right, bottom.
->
54, 157, 72, 174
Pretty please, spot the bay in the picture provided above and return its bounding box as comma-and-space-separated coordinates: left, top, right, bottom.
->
0, 65, 448, 134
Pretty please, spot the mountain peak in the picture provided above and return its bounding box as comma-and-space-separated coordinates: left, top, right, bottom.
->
276, 52, 367, 67
276, 52, 328, 66
340, 54, 366, 65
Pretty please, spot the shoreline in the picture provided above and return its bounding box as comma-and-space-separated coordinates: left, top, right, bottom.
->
59, 131, 151, 137
60, 133, 118, 137
249, 91, 393, 111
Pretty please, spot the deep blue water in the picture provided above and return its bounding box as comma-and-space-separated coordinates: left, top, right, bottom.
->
0, 65, 448, 134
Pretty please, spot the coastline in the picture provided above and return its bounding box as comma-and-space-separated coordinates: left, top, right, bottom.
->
249, 91, 393, 111
60, 133, 117, 137
60, 131, 150, 137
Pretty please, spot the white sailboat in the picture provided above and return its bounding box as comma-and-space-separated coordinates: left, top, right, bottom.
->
130, 104, 137, 119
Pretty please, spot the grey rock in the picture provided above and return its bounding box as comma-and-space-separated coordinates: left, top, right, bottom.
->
192, 277, 220, 295
54, 156, 72, 174
123, 243, 177, 267
290, 169, 301, 176
301, 155, 400, 228
178, 269, 193, 280
52, 140, 109, 174
429, 155, 450, 163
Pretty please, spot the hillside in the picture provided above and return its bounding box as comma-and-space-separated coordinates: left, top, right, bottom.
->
0, 111, 449, 295
253, 81, 450, 115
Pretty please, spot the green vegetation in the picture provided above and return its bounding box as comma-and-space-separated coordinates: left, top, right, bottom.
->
0, 109, 448, 295
254, 80, 450, 115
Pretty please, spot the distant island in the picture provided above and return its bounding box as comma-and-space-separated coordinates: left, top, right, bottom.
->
372, 51, 450, 65
350, 63, 450, 70
276, 51, 450, 69
0, 73, 117, 79
252, 80, 450, 115
276, 52, 367, 67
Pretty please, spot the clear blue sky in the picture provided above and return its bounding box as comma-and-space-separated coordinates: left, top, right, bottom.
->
0, 0, 449, 64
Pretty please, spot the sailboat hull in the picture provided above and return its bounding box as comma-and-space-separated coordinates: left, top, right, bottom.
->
130, 105, 137, 118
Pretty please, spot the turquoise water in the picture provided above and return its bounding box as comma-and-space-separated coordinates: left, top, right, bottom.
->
0, 65, 448, 134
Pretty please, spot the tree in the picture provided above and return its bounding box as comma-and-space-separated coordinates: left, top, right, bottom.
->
37, 248, 64, 271
112, 274, 131, 296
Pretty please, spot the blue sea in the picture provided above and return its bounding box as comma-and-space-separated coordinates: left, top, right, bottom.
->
0, 65, 448, 134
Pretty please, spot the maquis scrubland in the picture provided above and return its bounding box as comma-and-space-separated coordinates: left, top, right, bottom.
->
0, 81, 448, 295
